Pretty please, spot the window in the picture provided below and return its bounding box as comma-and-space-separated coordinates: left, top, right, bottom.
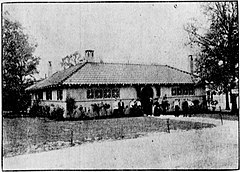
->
87, 89, 94, 99
177, 88, 182, 95
38, 92, 43, 100
95, 89, 103, 98
36, 91, 43, 100
87, 88, 120, 99
46, 90, 52, 100
172, 88, 177, 96
172, 86, 195, 96
104, 88, 111, 98
112, 88, 120, 98
189, 88, 195, 95
57, 90, 63, 100
183, 89, 188, 95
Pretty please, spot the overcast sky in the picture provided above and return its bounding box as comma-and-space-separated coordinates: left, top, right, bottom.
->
4, 2, 206, 79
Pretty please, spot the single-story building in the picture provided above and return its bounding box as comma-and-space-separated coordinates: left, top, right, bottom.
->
26, 50, 205, 118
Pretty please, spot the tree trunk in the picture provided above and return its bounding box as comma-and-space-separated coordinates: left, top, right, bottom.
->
225, 90, 230, 110
231, 93, 237, 114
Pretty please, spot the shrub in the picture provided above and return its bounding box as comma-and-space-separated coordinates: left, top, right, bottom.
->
41, 105, 50, 117
29, 100, 42, 117
49, 105, 65, 120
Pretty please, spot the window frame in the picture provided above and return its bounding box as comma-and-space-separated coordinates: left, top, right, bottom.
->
172, 86, 195, 96
86, 88, 120, 99
57, 90, 63, 100
46, 90, 52, 100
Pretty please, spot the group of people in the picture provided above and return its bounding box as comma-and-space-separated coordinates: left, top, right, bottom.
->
174, 99, 194, 117
112, 98, 143, 117
142, 95, 170, 116
111, 96, 171, 117
72, 97, 196, 119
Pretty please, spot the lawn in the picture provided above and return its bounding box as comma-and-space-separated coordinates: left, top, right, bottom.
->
3, 116, 215, 158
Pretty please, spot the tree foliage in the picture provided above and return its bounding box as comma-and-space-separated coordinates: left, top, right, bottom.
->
3, 13, 40, 112
185, 2, 238, 110
60, 51, 84, 69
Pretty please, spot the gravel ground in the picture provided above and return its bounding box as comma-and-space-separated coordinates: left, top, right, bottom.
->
3, 116, 238, 170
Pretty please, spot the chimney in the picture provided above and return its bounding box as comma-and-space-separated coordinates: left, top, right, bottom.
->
189, 55, 194, 74
85, 50, 94, 62
48, 61, 52, 77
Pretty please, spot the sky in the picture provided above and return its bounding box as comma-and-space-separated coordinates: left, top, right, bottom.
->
4, 2, 206, 79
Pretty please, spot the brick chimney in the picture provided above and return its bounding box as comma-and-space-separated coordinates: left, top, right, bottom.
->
85, 50, 94, 62
48, 61, 52, 77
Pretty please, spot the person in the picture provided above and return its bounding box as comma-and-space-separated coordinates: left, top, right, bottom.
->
136, 98, 142, 107
153, 98, 160, 116
92, 103, 99, 119
129, 99, 136, 116
118, 99, 124, 117
147, 97, 153, 116
112, 98, 119, 117
136, 98, 143, 116
161, 95, 169, 114
124, 105, 130, 116
105, 103, 112, 116
182, 99, 188, 117
174, 99, 180, 117
187, 99, 194, 117
99, 102, 106, 118
129, 99, 135, 108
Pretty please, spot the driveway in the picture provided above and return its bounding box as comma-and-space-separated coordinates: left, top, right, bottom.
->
3, 116, 238, 170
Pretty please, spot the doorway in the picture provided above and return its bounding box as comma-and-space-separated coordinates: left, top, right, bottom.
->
141, 86, 154, 114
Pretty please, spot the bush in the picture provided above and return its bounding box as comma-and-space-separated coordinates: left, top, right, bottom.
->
29, 100, 42, 117
49, 105, 65, 120
29, 102, 51, 117
41, 105, 50, 117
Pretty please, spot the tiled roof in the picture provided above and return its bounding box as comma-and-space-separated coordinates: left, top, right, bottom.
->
26, 63, 86, 91
26, 62, 198, 91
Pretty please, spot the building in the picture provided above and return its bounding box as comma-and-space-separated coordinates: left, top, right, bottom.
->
26, 50, 205, 118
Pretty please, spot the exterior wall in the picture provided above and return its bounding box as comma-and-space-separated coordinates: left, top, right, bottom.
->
161, 86, 171, 97
66, 86, 137, 114
151, 86, 157, 98
120, 87, 137, 101
67, 88, 86, 101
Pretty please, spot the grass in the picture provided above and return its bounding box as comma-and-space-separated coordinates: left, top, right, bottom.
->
3, 116, 215, 158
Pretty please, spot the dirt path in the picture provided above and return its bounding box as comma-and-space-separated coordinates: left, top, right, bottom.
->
3, 116, 238, 170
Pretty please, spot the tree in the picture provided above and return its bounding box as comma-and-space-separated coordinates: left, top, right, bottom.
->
3, 12, 40, 112
60, 51, 84, 69
185, 2, 238, 111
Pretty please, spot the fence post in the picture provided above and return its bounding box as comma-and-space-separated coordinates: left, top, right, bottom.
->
219, 106, 223, 125
167, 118, 170, 133
70, 129, 74, 146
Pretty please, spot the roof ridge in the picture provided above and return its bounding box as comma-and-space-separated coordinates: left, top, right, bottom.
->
165, 65, 197, 77
60, 62, 87, 84
87, 61, 166, 67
